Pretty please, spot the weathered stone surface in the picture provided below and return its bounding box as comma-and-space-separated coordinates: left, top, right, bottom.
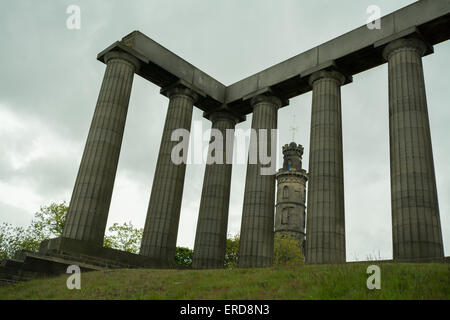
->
63, 51, 139, 247
383, 38, 444, 260
192, 111, 239, 269
239, 95, 281, 268
140, 85, 198, 267
306, 70, 346, 265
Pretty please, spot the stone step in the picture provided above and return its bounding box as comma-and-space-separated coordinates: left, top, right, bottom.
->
21, 252, 108, 274
0, 263, 38, 286
0, 251, 111, 287
0, 265, 46, 280
0, 249, 144, 286
0, 258, 25, 268
0, 272, 34, 282
45, 251, 132, 269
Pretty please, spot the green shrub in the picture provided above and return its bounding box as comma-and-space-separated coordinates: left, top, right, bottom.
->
175, 247, 193, 267
224, 234, 239, 268
273, 233, 304, 267
103, 221, 143, 254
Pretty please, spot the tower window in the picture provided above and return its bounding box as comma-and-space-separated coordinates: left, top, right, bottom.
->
283, 186, 289, 199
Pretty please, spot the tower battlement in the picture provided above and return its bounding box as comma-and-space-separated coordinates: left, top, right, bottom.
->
281, 142, 304, 172
282, 142, 304, 155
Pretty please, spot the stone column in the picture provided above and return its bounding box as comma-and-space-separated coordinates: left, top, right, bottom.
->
63, 51, 139, 247
140, 85, 198, 267
306, 70, 346, 264
383, 38, 444, 260
192, 111, 238, 269
239, 94, 281, 268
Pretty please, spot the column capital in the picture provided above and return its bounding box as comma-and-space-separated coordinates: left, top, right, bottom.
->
162, 85, 199, 104
250, 94, 283, 109
160, 81, 204, 104
205, 110, 242, 124
204, 105, 246, 124
308, 69, 346, 87
104, 50, 141, 71
382, 37, 429, 61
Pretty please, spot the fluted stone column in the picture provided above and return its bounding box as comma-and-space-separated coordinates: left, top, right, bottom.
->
140, 85, 198, 267
192, 111, 238, 269
239, 94, 281, 268
63, 51, 140, 246
383, 38, 444, 260
306, 70, 346, 264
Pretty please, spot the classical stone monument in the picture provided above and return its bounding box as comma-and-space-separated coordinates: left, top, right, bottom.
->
33, 0, 449, 270
274, 143, 308, 248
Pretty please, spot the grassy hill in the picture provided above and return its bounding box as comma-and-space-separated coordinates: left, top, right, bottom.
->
0, 263, 448, 300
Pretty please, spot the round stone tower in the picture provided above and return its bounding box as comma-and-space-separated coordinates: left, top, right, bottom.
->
275, 142, 308, 246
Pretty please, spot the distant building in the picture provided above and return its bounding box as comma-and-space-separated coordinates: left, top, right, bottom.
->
275, 142, 308, 250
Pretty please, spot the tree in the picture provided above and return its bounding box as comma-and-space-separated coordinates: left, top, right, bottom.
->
0, 201, 147, 258
0, 201, 193, 263
29, 202, 68, 242
0, 202, 69, 259
103, 222, 143, 254
175, 247, 193, 267
224, 234, 240, 268
0, 223, 29, 259
273, 233, 305, 267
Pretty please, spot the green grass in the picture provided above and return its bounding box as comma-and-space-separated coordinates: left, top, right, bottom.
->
0, 263, 448, 299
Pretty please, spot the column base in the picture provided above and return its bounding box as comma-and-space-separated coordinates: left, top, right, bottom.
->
39, 237, 169, 269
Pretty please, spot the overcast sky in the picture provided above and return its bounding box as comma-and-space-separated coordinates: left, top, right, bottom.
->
0, 0, 448, 261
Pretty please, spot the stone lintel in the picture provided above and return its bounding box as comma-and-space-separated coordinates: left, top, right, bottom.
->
225, 1, 450, 105
101, 31, 226, 108
95, 1, 449, 116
